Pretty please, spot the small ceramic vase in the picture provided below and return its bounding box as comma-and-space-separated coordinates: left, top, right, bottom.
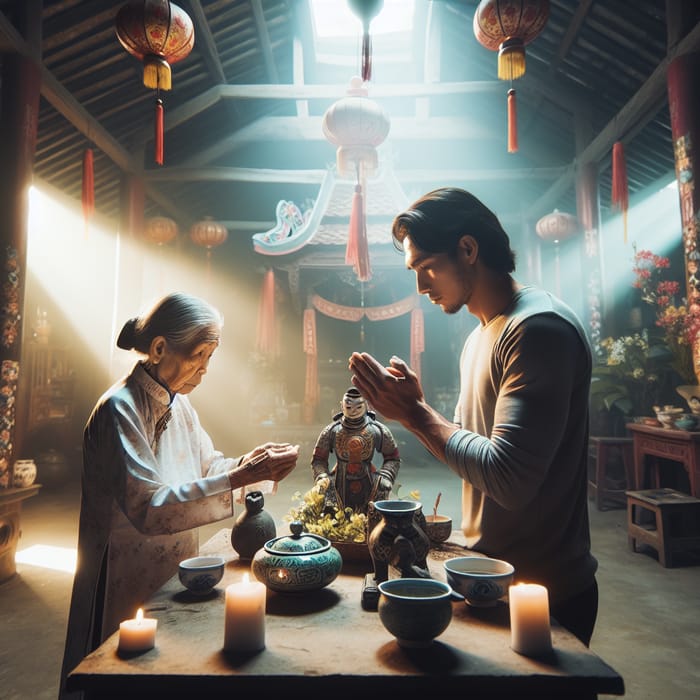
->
231, 490, 277, 560
13, 459, 37, 488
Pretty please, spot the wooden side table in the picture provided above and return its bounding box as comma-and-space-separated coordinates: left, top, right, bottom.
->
626, 423, 700, 497
626, 488, 700, 567
0, 484, 41, 583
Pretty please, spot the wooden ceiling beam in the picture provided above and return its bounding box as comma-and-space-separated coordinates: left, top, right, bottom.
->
144, 166, 328, 184
141, 164, 567, 186
189, 0, 226, 84
250, 0, 279, 84
180, 115, 499, 168
130, 79, 506, 147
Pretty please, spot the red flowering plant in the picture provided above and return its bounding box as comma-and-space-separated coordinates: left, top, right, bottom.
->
632, 247, 700, 385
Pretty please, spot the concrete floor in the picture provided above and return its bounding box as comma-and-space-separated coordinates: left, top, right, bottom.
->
2, 429, 699, 700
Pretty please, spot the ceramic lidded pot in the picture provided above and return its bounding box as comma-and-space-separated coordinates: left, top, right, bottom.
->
13, 459, 37, 488
251, 521, 342, 593
231, 490, 277, 560
674, 413, 698, 431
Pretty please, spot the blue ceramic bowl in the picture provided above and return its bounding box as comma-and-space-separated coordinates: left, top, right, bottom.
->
178, 555, 225, 595
444, 556, 514, 607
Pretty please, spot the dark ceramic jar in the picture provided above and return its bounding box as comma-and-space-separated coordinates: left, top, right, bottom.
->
367, 500, 431, 583
231, 490, 277, 560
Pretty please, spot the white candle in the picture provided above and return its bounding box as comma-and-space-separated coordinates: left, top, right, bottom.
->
118, 608, 157, 653
224, 572, 266, 652
509, 583, 552, 656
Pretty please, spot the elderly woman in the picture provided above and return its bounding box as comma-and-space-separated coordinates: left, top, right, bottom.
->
59, 292, 299, 699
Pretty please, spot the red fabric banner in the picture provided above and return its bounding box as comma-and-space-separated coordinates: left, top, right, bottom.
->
410, 307, 424, 384
255, 269, 278, 357
303, 308, 319, 415
311, 293, 416, 321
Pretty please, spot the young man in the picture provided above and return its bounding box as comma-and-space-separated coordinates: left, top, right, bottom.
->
349, 187, 598, 645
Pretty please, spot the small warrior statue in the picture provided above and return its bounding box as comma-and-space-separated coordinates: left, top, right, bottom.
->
311, 387, 401, 515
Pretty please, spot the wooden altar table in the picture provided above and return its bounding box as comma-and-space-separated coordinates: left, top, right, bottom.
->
67, 529, 624, 700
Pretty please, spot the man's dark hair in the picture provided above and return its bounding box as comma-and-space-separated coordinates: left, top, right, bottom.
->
391, 187, 516, 274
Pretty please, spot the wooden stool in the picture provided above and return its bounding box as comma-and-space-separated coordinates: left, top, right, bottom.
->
588, 437, 634, 510
626, 488, 700, 567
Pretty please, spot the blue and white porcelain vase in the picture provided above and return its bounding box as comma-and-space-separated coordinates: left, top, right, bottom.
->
13, 459, 37, 488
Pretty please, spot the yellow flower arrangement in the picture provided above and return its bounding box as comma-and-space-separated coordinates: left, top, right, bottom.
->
284, 482, 421, 544
285, 483, 368, 543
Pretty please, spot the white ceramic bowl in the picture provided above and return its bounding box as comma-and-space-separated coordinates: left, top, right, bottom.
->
377, 578, 453, 648
444, 556, 514, 607
653, 405, 684, 429
178, 555, 225, 595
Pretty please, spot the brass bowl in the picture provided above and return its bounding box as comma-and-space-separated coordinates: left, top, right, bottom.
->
424, 514, 453, 543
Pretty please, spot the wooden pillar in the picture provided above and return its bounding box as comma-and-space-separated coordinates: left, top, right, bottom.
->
667, 55, 700, 381
666, 1, 700, 383
571, 105, 604, 354
0, 47, 41, 487
110, 175, 146, 380
575, 162, 603, 356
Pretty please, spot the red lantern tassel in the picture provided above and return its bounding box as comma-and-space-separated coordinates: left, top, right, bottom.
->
611, 141, 629, 243
155, 97, 164, 166
361, 31, 372, 82
81, 148, 94, 234
347, 184, 372, 281
507, 88, 518, 153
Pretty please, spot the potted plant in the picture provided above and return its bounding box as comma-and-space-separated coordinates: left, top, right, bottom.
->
590, 331, 670, 435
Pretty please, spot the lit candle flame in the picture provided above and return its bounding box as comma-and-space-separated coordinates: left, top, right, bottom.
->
242, 572, 250, 584
135, 608, 144, 624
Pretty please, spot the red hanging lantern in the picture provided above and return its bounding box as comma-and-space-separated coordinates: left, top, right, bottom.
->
473, 0, 549, 153
323, 76, 390, 281
190, 217, 228, 282
115, 1, 194, 165
144, 215, 178, 245
190, 217, 228, 255
536, 209, 578, 296
535, 209, 578, 244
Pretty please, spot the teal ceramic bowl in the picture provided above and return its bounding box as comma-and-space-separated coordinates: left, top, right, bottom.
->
377, 578, 453, 648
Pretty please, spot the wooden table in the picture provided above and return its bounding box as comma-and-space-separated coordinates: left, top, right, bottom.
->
67, 529, 624, 700
0, 484, 41, 583
626, 422, 700, 497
